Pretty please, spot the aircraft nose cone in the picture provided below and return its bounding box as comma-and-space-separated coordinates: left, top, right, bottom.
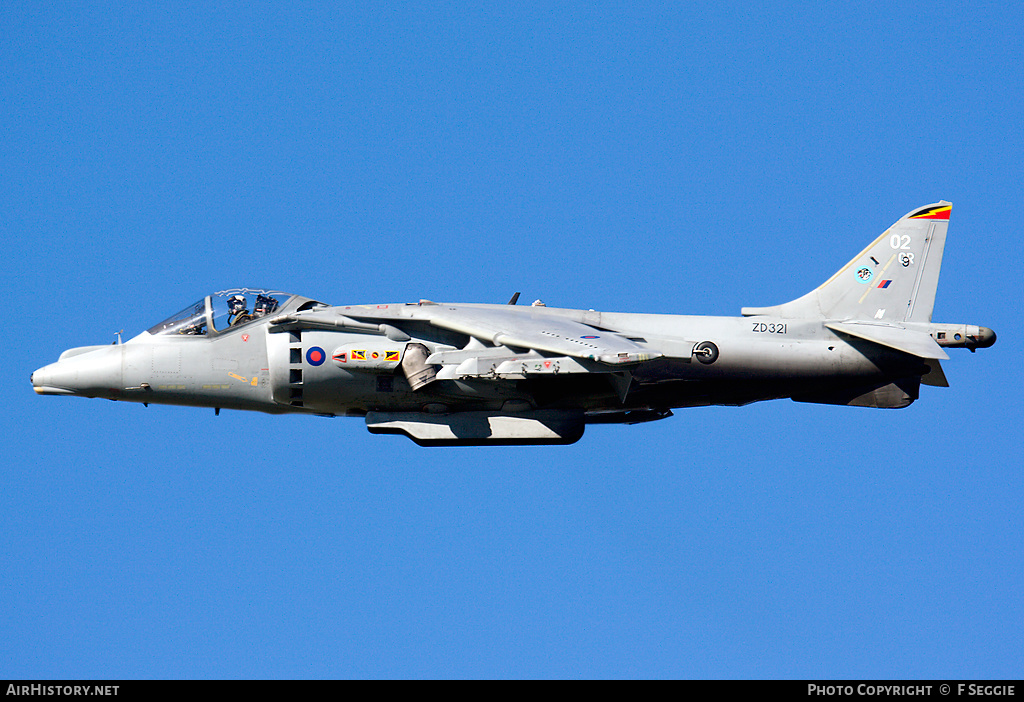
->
31, 363, 75, 395
31, 346, 123, 397
32, 360, 80, 395
976, 327, 997, 348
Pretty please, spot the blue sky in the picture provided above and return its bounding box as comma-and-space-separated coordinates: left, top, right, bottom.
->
2, 2, 1021, 678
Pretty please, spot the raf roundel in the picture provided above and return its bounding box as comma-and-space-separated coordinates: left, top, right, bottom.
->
306, 346, 326, 366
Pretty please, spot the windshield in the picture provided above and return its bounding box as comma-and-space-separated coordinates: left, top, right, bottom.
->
147, 288, 292, 336
147, 299, 209, 336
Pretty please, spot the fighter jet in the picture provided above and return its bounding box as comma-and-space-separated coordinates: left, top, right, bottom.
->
32, 202, 994, 445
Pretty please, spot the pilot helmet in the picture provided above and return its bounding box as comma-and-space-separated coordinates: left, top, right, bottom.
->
254, 294, 278, 316
228, 295, 247, 314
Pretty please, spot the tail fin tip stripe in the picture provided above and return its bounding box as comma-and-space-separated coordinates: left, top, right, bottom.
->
909, 203, 952, 220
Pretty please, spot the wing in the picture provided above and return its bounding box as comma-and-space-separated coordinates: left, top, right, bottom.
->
424, 305, 660, 365
268, 302, 663, 396
271, 303, 658, 364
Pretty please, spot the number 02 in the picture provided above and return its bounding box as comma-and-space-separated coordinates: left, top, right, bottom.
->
890, 234, 911, 249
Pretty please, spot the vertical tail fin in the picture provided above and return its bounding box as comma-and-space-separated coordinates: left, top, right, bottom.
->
742, 202, 951, 322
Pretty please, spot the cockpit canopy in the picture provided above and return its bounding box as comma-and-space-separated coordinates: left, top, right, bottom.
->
147, 289, 296, 336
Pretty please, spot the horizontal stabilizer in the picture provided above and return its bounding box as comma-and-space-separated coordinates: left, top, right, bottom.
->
825, 322, 949, 360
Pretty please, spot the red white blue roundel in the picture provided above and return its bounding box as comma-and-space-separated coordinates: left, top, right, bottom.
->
306, 346, 326, 366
